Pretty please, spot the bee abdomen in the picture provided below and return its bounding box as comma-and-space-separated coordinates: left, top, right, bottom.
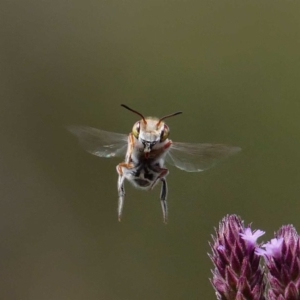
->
134, 178, 151, 187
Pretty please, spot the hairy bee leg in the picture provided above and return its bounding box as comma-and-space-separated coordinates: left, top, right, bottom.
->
148, 168, 169, 223
160, 178, 168, 200
160, 178, 168, 224
117, 174, 125, 222
116, 162, 134, 222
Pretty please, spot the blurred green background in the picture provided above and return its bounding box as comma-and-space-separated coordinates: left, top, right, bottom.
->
1, 0, 300, 299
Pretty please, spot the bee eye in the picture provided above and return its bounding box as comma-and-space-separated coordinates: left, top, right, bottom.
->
132, 122, 140, 138
160, 125, 169, 142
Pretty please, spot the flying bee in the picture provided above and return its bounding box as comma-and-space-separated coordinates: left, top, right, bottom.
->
68, 104, 240, 223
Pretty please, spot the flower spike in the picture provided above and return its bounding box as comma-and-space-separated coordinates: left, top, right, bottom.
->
209, 215, 266, 300
258, 225, 300, 300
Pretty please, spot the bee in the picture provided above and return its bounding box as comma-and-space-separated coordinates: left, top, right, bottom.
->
68, 104, 240, 223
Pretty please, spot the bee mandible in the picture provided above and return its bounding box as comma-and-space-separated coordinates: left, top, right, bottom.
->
68, 104, 240, 223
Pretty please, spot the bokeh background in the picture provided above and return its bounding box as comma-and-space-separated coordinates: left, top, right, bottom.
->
1, 1, 300, 299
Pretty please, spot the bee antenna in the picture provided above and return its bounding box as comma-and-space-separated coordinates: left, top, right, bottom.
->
157, 111, 183, 126
121, 104, 147, 124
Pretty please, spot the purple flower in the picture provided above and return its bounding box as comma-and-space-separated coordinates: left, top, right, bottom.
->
258, 225, 300, 300
241, 228, 266, 250
256, 238, 283, 259
209, 215, 266, 300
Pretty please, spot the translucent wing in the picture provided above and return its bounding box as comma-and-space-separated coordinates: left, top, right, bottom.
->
166, 141, 241, 172
67, 125, 128, 158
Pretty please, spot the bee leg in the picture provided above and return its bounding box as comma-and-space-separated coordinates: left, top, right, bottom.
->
116, 162, 134, 222
117, 174, 125, 222
160, 178, 168, 224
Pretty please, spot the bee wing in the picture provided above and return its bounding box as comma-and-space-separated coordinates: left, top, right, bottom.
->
67, 125, 128, 158
166, 141, 241, 172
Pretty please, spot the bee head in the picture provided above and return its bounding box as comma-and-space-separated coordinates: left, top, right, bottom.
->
121, 104, 182, 151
